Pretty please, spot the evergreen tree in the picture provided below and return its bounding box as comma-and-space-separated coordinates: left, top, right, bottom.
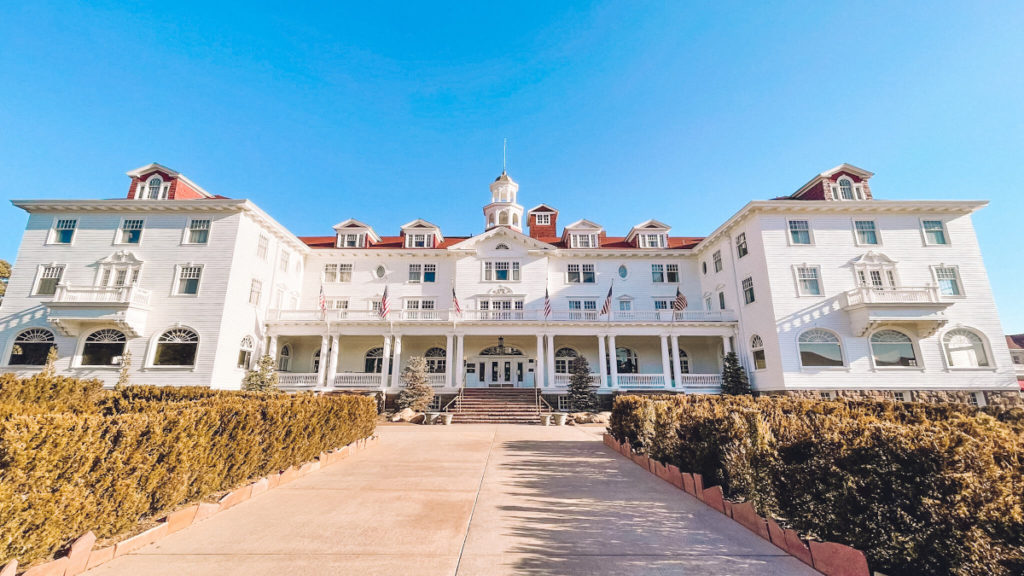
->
396, 356, 434, 411
568, 355, 599, 412
116, 349, 132, 389
721, 352, 752, 395
0, 259, 10, 302
41, 345, 58, 378
243, 354, 280, 392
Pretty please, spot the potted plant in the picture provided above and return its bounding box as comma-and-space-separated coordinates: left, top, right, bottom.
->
540, 413, 552, 426
440, 413, 453, 425
552, 412, 567, 426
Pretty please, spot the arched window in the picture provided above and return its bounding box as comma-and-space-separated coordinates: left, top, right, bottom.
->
365, 347, 384, 373
147, 177, 163, 199
425, 347, 446, 373
278, 345, 291, 371
839, 178, 853, 200
82, 329, 127, 366
488, 215, 495, 227
554, 347, 579, 374
495, 243, 510, 250
943, 328, 990, 368
237, 336, 254, 369
798, 329, 844, 367
870, 330, 917, 367
751, 335, 766, 370
616, 347, 638, 374
499, 211, 509, 226
8, 328, 54, 365
312, 350, 321, 373
512, 213, 520, 227
480, 345, 523, 356
154, 328, 199, 367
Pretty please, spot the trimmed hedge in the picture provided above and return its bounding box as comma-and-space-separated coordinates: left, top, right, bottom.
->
0, 378, 376, 566
609, 394, 1024, 576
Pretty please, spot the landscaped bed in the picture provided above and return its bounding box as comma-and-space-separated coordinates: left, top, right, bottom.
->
0, 373, 377, 569
607, 393, 1024, 576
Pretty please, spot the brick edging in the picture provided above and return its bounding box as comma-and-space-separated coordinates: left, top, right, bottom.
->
2, 434, 380, 576
602, 433, 871, 576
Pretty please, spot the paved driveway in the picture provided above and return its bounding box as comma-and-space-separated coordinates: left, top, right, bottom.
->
86, 424, 815, 575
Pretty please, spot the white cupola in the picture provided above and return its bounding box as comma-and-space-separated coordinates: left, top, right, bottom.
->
483, 171, 525, 232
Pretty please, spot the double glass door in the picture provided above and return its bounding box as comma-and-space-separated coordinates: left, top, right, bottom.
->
476, 357, 524, 387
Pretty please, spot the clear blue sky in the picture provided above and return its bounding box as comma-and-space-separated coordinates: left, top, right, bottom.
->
2, 2, 1023, 329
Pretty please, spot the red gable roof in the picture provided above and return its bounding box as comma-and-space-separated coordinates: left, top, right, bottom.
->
300, 233, 703, 250
1006, 334, 1024, 350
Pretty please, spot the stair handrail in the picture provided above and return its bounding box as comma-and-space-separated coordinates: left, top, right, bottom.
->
535, 388, 553, 414
442, 387, 464, 413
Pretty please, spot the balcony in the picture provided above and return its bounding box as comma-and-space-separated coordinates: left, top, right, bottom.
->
268, 308, 736, 325
46, 284, 152, 337
277, 372, 320, 389
840, 286, 952, 337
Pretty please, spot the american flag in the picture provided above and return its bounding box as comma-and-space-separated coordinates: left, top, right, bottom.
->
673, 286, 688, 311
379, 285, 390, 319
452, 288, 462, 315
543, 288, 552, 319
318, 285, 327, 313
600, 284, 613, 316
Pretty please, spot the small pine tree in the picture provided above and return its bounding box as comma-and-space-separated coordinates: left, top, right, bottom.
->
721, 352, 752, 395
396, 356, 434, 412
116, 349, 132, 389
567, 355, 599, 412
243, 354, 280, 392
41, 345, 58, 378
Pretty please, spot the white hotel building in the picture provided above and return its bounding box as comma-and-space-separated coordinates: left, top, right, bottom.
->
1, 162, 1020, 407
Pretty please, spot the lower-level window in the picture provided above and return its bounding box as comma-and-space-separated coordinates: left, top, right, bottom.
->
751, 335, 766, 370
81, 329, 127, 366
557, 395, 571, 411
365, 347, 384, 373
942, 328, 989, 368
797, 329, 843, 367
238, 336, 254, 369
870, 330, 917, 367
154, 328, 199, 367
8, 328, 55, 365
615, 347, 638, 374
425, 347, 446, 373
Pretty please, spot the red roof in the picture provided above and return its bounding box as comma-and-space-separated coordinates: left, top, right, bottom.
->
299, 234, 703, 249
1006, 335, 1024, 350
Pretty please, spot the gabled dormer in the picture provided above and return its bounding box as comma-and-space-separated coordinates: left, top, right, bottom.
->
626, 219, 671, 248
527, 204, 558, 239
787, 164, 874, 202
561, 219, 605, 249
126, 163, 214, 200
332, 219, 380, 248
400, 219, 443, 248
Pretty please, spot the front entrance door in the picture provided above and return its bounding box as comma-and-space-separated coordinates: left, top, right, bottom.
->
477, 356, 525, 388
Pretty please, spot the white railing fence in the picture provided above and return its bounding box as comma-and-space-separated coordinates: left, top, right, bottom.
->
277, 372, 319, 387
53, 285, 152, 306
616, 374, 667, 389
843, 286, 940, 306
333, 372, 381, 388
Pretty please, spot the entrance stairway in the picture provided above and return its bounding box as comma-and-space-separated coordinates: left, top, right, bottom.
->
449, 388, 545, 424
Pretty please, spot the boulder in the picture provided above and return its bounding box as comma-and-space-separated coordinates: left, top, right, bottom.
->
390, 408, 417, 422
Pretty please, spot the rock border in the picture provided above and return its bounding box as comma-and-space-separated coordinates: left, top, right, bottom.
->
603, 433, 871, 576
4, 434, 379, 576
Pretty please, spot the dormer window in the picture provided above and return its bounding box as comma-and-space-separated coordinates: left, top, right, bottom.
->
535, 213, 550, 226
839, 178, 853, 200
145, 177, 168, 200
405, 233, 431, 248
339, 233, 365, 248
569, 234, 598, 248
640, 234, 667, 248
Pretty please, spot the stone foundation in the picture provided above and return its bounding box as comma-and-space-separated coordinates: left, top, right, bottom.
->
775, 389, 1023, 407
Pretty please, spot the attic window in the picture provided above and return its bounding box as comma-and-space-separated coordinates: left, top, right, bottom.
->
839, 178, 853, 200
569, 234, 598, 248
640, 234, 666, 248
405, 233, 431, 248
535, 213, 550, 226
145, 177, 167, 200
339, 233, 365, 248
495, 243, 510, 250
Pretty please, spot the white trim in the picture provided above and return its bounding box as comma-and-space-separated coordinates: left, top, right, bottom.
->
792, 264, 824, 297
938, 325, 996, 371
182, 217, 212, 245
795, 327, 848, 371
47, 216, 79, 246
919, 218, 951, 246
785, 218, 814, 246
851, 218, 882, 246
867, 327, 924, 372
113, 216, 146, 246
930, 264, 966, 298
171, 264, 204, 297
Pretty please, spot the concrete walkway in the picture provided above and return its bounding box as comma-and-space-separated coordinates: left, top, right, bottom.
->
86, 425, 816, 575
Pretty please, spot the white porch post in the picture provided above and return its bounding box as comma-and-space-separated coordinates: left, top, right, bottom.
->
722, 335, 733, 354
660, 334, 672, 389
389, 334, 403, 389
608, 334, 619, 389
670, 334, 682, 390
317, 335, 330, 387
535, 334, 545, 388
597, 333, 608, 388
268, 335, 279, 364
454, 334, 465, 387
379, 335, 392, 389
444, 333, 454, 388
545, 334, 556, 388
326, 335, 339, 389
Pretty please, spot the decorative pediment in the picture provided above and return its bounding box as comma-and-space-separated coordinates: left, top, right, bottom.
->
488, 285, 514, 296
332, 219, 381, 243
449, 226, 555, 252
626, 219, 671, 243
563, 219, 604, 232
851, 250, 897, 266
527, 204, 558, 214
97, 251, 144, 265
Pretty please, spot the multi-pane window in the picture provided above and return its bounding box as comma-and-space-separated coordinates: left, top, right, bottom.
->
53, 219, 77, 244
119, 219, 143, 244
567, 264, 595, 283
619, 300, 632, 311
187, 219, 210, 244
405, 299, 437, 319
736, 233, 748, 258
423, 264, 436, 283
713, 251, 723, 272
704, 296, 712, 311
405, 234, 430, 248
177, 266, 202, 295
279, 251, 290, 273
35, 265, 64, 295
535, 213, 551, 225
742, 277, 755, 304
484, 261, 520, 281
797, 329, 843, 367
654, 300, 670, 310
839, 178, 854, 200
409, 264, 422, 283
751, 335, 766, 370
935, 267, 962, 296
893, 391, 906, 402
257, 235, 269, 260
789, 220, 811, 245
651, 264, 678, 283
570, 234, 597, 248
249, 279, 262, 305
666, 264, 679, 282
922, 220, 948, 245
340, 233, 365, 248
651, 264, 664, 283
567, 300, 597, 318
718, 292, 726, 310
796, 267, 822, 296
640, 234, 666, 248
854, 220, 878, 245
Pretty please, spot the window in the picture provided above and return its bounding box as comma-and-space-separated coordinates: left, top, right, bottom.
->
922, 220, 948, 245
237, 336, 254, 369
943, 329, 990, 368
678, 350, 689, 374
704, 296, 712, 311
718, 292, 726, 310
35, 265, 64, 295
324, 263, 352, 283
153, 328, 199, 367
654, 300, 670, 310
423, 264, 436, 283
405, 299, 436, 318
147, 177, 163, 199
651, 264, 664, 283
640, 234, 666, 248
742, 277, 755, 304
425, 347, 446, 373
119, 219, 143, 244
854, 221, 878, 245
364, 347, 385, 373
177, 266, 202, 295
798, 329, 843, 367
617, 265, 628, 279
736, 233, 748, 258
249, 279, 262, 305
495, 243, 510, 250
278, 345, 291, 371
279, 251, 290, 273
427, 395, 441, 410
8, 328, 54, 365
702, 261, 707, 275
893, 391, 907, 402
789, 220, 811, 245
186, 219, 210, 244
615, 347, 638, 374
409, 264, 422, 283
405, 233, 430, 248
557, 395, 571, 411
666, 264, 679, 283
257, 235, 269, 260
568, 300, 597, 319
935, 266, 962, 296
535, 213, 551, 225
53, 219, 77, 244
713, 251, 723, 273
839, 178, 854, 200
554, 347, 579, 373
484, 261, 520, 282
819, 391, 835, 400
751, 335, 766, 370
870, 330, 918, 367
796, 266, 822, 296
570, 234, 597, 248
618, 299, 632, 312
340, 233, 365, 248
81, 329, 127, 366
567, 264, 595, 283
374, 265, 387, 279
968, 392, 985, 407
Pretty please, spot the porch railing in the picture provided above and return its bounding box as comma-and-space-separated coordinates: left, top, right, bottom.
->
333, 372, 381, 388
277, 372, 319, 387
426, 373, 447, 387
268, 308, 737, 323
617, 374, 668, 389
551, 373, 600, 388
675, 374, 724, 391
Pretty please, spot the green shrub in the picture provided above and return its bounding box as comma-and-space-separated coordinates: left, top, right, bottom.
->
608, 394, 1024, 576
0, 372, 104, 413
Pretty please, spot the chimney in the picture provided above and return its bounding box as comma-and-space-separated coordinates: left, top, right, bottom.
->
527, 206, 558, 239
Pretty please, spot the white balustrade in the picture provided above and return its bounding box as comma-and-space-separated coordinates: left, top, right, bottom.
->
267, 307, 737, 324
332, 372, 382, 388
52, 285, 151, 306
426, 373, 447, 387
675, 374, 724, 389
616, 374, 667, 389
277, 373, 319, 387
843, 286, 940, 307
551, 373, 599, 388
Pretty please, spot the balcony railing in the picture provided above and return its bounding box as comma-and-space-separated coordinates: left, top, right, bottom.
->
333, 372, 382, 388
617, 374, 668, 389
426, 373, 447, 387
277, 372, 319, 387
52, 284, 151, 306
842, 286, 941, 307
551, 373, 600, 387
270, 308, 736, 323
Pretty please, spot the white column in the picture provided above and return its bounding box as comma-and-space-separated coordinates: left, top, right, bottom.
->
268, 335, 279, 364
454, 334, 465, 388
670, 334, 682, 390
545, 334, 556, 388
535, 334, 545, 388
722, 335, 733, 354
318, 335, 330, 387
379, 335, 392, 389
389, 334, 403, 389
660, 334, 672, 389
608, 334, 619, 388
597, 333, 608, 388
327, 335, 340, 388
444, 333, 454, 388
